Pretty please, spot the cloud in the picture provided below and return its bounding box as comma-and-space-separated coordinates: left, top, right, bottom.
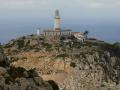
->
88, 0, 120, 8
0, 0, 120, 10
61, 0, 120, 8
0, 0, 51, 9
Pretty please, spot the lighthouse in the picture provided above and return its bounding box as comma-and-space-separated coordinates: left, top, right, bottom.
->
54, 9, 61, 30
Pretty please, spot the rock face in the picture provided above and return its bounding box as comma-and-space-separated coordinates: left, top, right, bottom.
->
0, 45, 58, 90
0, 45, 9, 67
0, 77, 53, 90
61, 52, 120, 90
3, 35, 120, 90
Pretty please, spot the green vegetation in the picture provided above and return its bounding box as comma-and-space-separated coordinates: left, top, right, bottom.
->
25, 40, 30, 46
60, 36, 66, 40
0, 46, 9, 67
83, 30, 89, 38
47, 80, 59, 90
7, 67, 26, 79
5, 67, 38, 84
5, 67, 26, 84
42, 43, 53, 51
70, 62, 76, 68
10, 57, 19, 62
72, 41, 82, 48
4, 44, 12, 48
100, 42, 120, 57
85, 40, 120, 57
17, 39, 25, 49
0, 44, 3, 53
27, 68, 38, 78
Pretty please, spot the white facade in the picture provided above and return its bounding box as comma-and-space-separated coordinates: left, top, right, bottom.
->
37, 10, 86, 42
73, 32, 85, 42
54, 18, 61, 30
37, 29, 40, 35
54, 10, 61, 30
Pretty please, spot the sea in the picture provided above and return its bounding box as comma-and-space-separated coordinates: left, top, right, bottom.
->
0, 19, 120, 44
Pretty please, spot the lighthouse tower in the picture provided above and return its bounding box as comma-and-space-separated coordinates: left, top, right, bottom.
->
54, 9, 61, 30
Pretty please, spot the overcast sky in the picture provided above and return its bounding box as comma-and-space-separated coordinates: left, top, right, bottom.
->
1, 0, 120, 8
0, 0, 120, 43
0, 0, 120, 20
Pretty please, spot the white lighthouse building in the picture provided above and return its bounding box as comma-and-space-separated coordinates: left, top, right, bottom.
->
41, 9, 72, 41
36, 9, 85, 42
37, 29, 40, 35
54, 9, 61, 30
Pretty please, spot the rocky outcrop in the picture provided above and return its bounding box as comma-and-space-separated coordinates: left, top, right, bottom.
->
0, 45, 59, 90
60, 52, 120, 90
0, 45, 9, 67
2, 36, 120, 90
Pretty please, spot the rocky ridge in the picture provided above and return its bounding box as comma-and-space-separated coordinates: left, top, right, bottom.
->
0, 44, 59, 90
2, 35, 120, 90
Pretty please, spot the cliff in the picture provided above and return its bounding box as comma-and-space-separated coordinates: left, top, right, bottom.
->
2, 35, 120, 90
0, 44, 59, 90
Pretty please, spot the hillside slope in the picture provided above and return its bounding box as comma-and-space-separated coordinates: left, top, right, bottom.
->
0, 44, 59, 90
3, 35, 120, 90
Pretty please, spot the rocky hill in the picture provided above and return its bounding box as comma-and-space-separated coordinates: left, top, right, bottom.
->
2, 35, 120, 90
0, 44, 59, 90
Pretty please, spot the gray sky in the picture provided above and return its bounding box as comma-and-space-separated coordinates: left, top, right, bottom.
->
0, 0, 120, 43
0, 0, 120, 20
1, 0, 120, 8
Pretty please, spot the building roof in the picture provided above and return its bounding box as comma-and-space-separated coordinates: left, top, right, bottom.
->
43, 29, 72, 32
72, 32, 84, 34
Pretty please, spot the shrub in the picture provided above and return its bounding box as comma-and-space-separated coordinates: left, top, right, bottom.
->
43, 43, 53, 51
70, 62, 76, 68
68, 35, 76, 40
5, 67, 26, 84
25, 40, 30, 46
34, 48, 41, 52
21, 57, 27, 60
47, 80, 59, 90
101, 42, 120, 57
17, 39, 25, 49
8, 66, 26, 79
6, 67, 39, 84
4, 44, 12, 48
56, 54, 68, 59
27, 68, 38, 78
60, 36, 66, 40
10, 57, 19, 62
